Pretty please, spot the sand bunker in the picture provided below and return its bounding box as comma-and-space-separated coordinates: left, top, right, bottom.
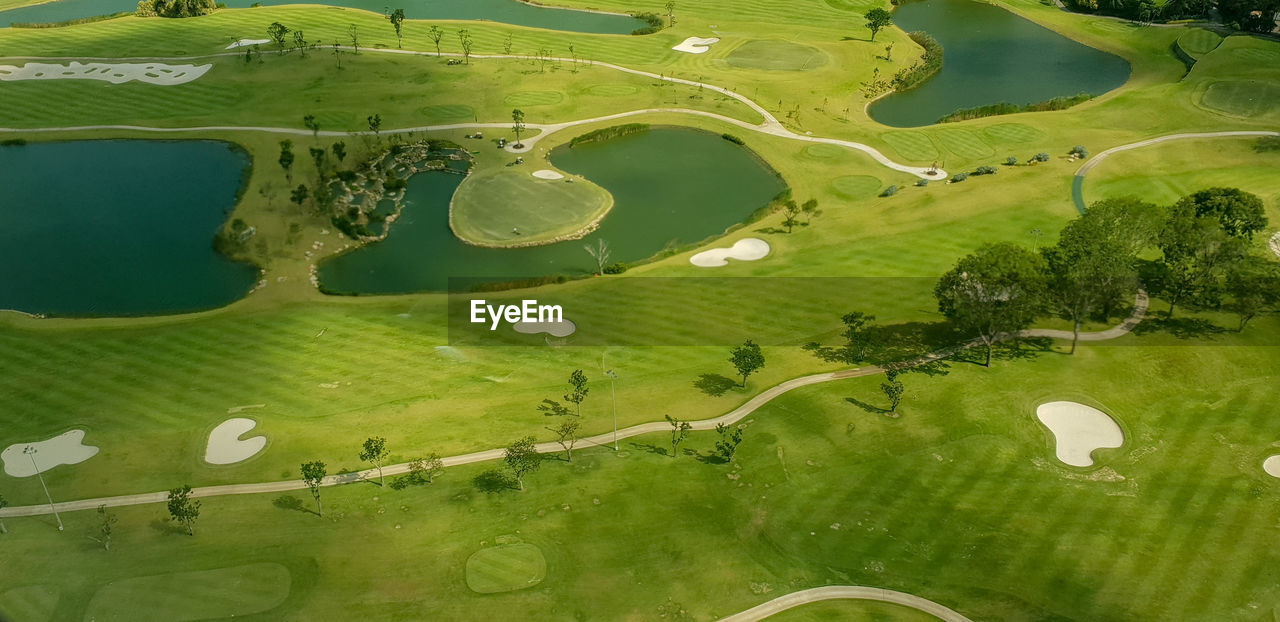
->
0, 62, 211, 86
226, 38, 271, 49
532, 169, 565, 180
513, 319, 577, 337
673, 37, 720, 54
205, 418, 267, 465
1264, 455, 1280, 478
1268, 232, 1279, 259
1035, 401, 1124, 467
2, 430, 99, 477
690, 238, 770, 267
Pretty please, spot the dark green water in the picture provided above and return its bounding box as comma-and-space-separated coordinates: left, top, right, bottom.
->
0, 140, 257, 316
318, 128, 786, 294
867, 0, 1130, 128
0, 0, 647, 32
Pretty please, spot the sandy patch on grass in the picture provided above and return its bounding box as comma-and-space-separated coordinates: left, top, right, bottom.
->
690, 238, 770, 267
205, 418, 267, 465
1035, 401, 1124, 467
1268, 232, 1279, 259
0, 62, 211, 85
1264, 455, 1280, 478
513, 319, 577, 337
531, 169, 565, 180
2, 430, 98, 477
226, 38, 270, 49
673, 37, 720, 54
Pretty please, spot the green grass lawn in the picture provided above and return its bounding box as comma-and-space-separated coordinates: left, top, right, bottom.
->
450, 162, 613, 247
1176, 28, 1222, 59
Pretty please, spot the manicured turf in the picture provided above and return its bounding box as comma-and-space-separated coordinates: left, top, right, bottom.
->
1198, 80, 1280, 119
880, 131, 939, 162
464, 543, 548, 593
767, 599, 940, 622
450, 164, 613, 246
830, 175, 883, 199
934, 127, 995, 159
503, 90, 566, 106
981, 122, 1044, 144
1175, 28, 1221, 59
0, 585, 57, 622
725, 40, 829, 71
83, 562, 291, 621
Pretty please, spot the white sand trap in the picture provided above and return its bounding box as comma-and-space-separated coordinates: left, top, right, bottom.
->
1268, 232, 1279, 259
0, 62, 211, 86
1035, 401, 1124, 467
690, 238, 770, 267
226, 38, 270, 49
513, 319, 577, 337
205, 418, 267, 465
2, 430, 99, 477
532, 169, 565, 180
673, 37, 720, 54
1264, 455, 1280, 478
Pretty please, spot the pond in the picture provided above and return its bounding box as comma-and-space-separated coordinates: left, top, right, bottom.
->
867, 0, 1130, 128
0, 0, 649, 32
317, 127, 786, 294
0, 140, 258, 316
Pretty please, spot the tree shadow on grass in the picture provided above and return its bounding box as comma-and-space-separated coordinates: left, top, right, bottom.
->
473, 469, 516, 494
537, 398, 572, 417
1132, 316, 1227, 340
694, 374, 738, 397
149, 518, 187, 536
694, 450, 728, 465
845, 397, 887, 414
629, 441, 668, 457
272, 494, 316, 515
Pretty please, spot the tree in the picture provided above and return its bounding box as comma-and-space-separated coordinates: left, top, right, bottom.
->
563, 369, 589, 416
303, 114, 320, 139
90, 504, 118, 551
309, 146, 327, 176
348, 23, 359, 54
665, 0, 676, 26
1175, 187, 1267, 240
300, 461, 327, 517
714, 422, 744, 462
408, 454, 444, 484
268, 21, 289, 55
360, 436, 390, 488
428, 25, 444, 56
548, 419, 580, 461
503, 32, 514, 55
1154, 203, 1245, 318
1226, 256, 1280, 331
585, 238, 610, 274
460, 29, 474, 64
884, 42, 894, 61
332, 42, 343, 69
278, 139, 294, 184
367, 114, 382, 140
292, 29, 307, 57
504, 437, 542, 491
801, 198, 819, 224
0, 494, 8, 534
166, 485, 201, 535
840, 311, 879, 362
332, 140, 346, 163
666, 415, 692, 458
290, 184, 309, 209
729, 339, 765, 387
511, 108, 526, 147
934, 242, 1048, 367
389, 8, 405, 48
864, 8, 893, 41
781, 200, 801, 233
880, 370, 905, 416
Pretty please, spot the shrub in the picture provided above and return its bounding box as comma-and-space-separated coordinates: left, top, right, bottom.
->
952, 172, 969, 183
1005, 156, 1019, 166
1033, 152, 1051, 163
915, 178, 929, 187
570, 124, 650, 147
973, 166, 998, 176
1256, 136, 1280, 153
890, 32, 942, 92
936, 93, 1093, 123
603, 263, 627, 275
1070, 145, 1089, 157
721, 133, 745, 145
0, 138, 27, 146
881, 185, 899, 197
630, 12, 663, 35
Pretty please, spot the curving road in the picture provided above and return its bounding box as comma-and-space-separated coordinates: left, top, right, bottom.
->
0, 47, 947, 179
718, 585, 973, 622
0, 292, 1148, 519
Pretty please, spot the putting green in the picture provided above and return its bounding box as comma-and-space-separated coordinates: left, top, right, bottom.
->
1198, 80, 1280, 118
1231, 47, 1280, 63
419, 104, 475, 122
0, 585, 58, 622
465, 543, 547, 594
503, 90, 565, 106
83, 563, 290, 622
935, 128, 996, 159
1176, 29, 1222, 59
726, 40, 828, 71
802, 143, 849, 160
823, 0, 880, 10
830, 175, 883, 200
982, 123, 1044, 145
586, 83, 639, 97
881, 131, 939, 162
450, 166, 613, 247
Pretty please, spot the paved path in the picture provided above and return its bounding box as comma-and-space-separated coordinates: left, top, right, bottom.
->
1071, 130, 1279, 211
718, 585, 973, 622
0, 47, 946, 179
0, 292, 1148, 519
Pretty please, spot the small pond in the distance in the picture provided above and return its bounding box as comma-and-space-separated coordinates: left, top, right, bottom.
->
0, 140, 258, 316
317, 127, 786, 294
0, 0, 648, 32
868, 0, 1131, 128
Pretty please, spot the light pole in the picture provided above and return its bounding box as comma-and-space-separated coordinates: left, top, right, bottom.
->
605, 369, 619, 451
24, 446, 63, 531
